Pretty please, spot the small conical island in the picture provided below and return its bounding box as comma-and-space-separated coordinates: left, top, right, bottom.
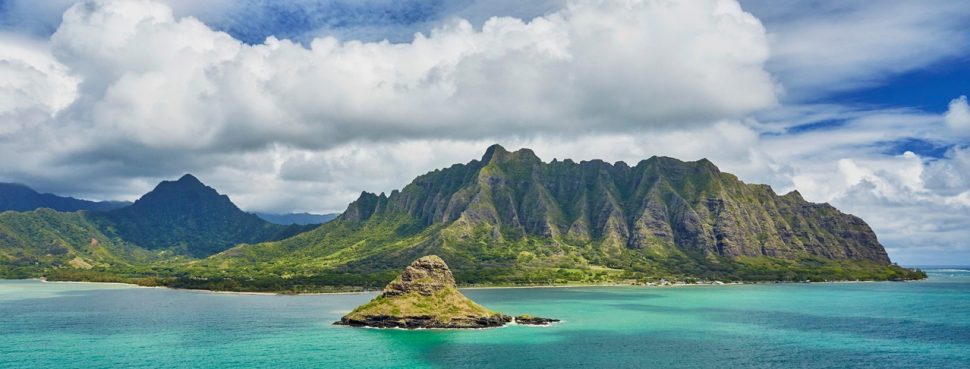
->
335, 255, 557, 328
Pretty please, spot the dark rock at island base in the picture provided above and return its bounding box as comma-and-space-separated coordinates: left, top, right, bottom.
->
514, 315, 561, 325
333, 255, 548, 329
338, 314, 512, 329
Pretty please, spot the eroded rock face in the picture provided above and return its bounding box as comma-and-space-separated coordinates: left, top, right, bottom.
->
336, 255, 529, 329
382, 255, 455, 297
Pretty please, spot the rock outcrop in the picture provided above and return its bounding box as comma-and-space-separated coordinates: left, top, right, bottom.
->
514, 315, 560, 325
335, 256, 515, 329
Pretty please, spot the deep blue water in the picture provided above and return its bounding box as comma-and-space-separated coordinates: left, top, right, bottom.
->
1, 269, 968, 368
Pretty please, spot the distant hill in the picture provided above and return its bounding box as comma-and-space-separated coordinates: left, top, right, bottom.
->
0, 175, 317, 277
255, 212, 338, 226
0, 183, 130, 212
92, 174, 314, 257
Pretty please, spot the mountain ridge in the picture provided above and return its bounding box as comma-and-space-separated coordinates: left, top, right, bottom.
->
336, 144, 889, 262
198, 144, 916, 288
0, 146, 925, 289
0, 182, 130, 213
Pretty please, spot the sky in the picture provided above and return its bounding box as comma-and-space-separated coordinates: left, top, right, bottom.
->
0, 0, 968, 265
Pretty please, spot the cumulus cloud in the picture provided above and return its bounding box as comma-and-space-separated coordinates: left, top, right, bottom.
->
828, 150, 970, 265
46, 0, 773, 149
0, 0, 776, 193
0, 35, 77, 117
1, 0, 968, 264
945, 96, 970, 132
756, 103, 970, 265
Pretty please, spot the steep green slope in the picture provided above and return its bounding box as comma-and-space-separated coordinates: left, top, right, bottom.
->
92, 175, 314, 257
198, 145, 921, 287
0, 209, 159, 279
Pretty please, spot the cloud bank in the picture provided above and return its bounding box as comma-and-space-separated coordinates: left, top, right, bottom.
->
29, 0, 774, 147
0, 0, 968, 263
1, 0, 776, 193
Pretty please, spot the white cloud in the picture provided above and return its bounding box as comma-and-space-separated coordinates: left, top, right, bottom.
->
945, 95, 970, 133
39, 0, 774, 151
756, 104, 970, 265
742, 0, 970, 100
0, 34, 78, 117
0, 0, 777, 195
1, 0, 968, 265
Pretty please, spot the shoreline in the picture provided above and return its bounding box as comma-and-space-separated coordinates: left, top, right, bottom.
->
11, 277, 927, 296
34, 278, 374, 295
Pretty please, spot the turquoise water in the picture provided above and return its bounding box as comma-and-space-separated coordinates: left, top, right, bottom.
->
2, 269, 969, 368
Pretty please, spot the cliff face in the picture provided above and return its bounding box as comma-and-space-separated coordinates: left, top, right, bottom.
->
198, 144, 918, 286
340, 144, 890, 265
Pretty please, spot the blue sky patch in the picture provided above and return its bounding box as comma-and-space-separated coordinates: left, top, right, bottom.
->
821, 59, 970, 113
881, 138, 952, 159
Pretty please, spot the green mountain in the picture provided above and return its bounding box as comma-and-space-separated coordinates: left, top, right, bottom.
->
0, 182, 130, 212
0, 147, 923, 289
0, 174, 315, 278
198, 145, 920, 288
92, 174, 314, 257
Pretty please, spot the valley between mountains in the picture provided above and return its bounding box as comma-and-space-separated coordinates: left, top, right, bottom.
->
0, 145, 924, 292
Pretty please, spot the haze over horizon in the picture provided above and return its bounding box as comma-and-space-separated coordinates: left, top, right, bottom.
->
1, 0, 968, 264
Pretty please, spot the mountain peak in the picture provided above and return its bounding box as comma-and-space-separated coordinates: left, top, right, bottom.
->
510, 148, 540, 162
145, 174, 220, 201
99, 174, 301, 257
481, 144, 540, 164
481, 144, 510, 163
176, 174, 203, 185
382, 255, 456, 297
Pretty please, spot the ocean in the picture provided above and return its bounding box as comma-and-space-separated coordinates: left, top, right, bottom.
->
1, 268, 968, 368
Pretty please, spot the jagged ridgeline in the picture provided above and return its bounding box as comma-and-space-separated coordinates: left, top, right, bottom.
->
210, 145, 922, 285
